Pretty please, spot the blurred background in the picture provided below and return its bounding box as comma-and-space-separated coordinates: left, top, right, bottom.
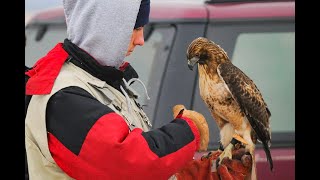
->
25, 0, 60, 12
25, 0, 61, 23
25, 0, 203, 23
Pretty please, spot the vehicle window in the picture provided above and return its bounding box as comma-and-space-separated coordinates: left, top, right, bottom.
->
232, 32, 295, 133
25, 24, 67, 67
125, 25, 176, 119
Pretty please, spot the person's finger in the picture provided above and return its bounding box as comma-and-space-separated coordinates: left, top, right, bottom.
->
220, 157, 250, 174
217, 164, 233, 180
241, 153, 252, 168
211, 172, 220, 180
232, 148, 246, 160
228, 169, 246, 180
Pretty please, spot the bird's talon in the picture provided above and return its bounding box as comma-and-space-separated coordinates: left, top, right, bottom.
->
218, 151, 232, 165
216, 157, 220, 168
234, 143, 241, 150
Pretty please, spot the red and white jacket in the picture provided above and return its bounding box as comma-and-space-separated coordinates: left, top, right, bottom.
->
25, 40, 200, 180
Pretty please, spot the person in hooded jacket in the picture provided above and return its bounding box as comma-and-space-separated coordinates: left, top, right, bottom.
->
25, 0, 251, 179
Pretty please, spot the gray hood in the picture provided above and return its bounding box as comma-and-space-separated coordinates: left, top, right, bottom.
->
63, 0, 142, 68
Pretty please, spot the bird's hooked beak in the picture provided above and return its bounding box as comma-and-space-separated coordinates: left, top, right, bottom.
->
187, 57, 200, 71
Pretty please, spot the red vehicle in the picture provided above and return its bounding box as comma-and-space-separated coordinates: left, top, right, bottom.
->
25, 0, 295, 179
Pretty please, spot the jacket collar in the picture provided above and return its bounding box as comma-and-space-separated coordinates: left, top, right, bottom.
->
25, 43, 68, 95
25, 39, 139, 95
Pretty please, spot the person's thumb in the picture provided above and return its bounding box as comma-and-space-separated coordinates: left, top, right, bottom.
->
172, 104, 209, 151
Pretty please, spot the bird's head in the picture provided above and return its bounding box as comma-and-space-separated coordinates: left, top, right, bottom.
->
186, 37, 229, 71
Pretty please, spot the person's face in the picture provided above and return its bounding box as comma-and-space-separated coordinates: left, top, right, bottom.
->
126, 27, 145, 56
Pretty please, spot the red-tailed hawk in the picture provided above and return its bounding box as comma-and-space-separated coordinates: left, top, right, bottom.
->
186, 37, 273, 180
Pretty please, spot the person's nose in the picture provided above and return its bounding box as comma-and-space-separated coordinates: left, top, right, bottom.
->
134, 30, 145, 46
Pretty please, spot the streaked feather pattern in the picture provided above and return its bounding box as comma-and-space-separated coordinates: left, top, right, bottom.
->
186, 37, 273, 177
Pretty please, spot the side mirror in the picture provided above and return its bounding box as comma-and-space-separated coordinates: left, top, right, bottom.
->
144, 23, 154, 42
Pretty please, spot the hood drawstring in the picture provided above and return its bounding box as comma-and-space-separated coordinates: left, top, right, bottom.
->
127, 78, 150, 100
120, 78, 150, 117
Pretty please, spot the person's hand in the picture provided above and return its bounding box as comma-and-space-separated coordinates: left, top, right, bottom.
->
217, 147, 252, 180
174, 147, 252, 180
172, 104, 209, 151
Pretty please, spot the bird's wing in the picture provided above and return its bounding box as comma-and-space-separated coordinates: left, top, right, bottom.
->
217, 62, 271, 145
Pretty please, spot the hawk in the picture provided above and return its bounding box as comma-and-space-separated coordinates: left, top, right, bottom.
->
186, 37, 273, 180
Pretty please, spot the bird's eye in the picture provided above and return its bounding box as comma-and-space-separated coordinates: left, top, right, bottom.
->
195, 53, 200, 57
200, 53, 208, 60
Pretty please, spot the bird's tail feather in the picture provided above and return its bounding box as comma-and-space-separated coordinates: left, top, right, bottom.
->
246, 115, 273, 171
263, 141, 273, 171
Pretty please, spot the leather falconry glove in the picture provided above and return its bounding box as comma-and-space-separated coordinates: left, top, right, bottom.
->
174, 144, 253, 180
172, 104, 209, 152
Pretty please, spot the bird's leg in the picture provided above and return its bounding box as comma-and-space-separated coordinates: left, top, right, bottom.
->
218, 141, 234, 163
233, 134, 248, 146
241, 131, 254, 158
218, 134, 248, 165
242, 133, 256, 180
